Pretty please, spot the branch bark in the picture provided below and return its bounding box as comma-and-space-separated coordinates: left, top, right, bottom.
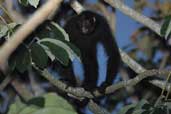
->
36, 66, 171, 99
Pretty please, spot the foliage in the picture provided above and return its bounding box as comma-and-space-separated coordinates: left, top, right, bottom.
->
118, 99, 171, 114
160, 15, 171, 40
19, 0, 40, 8
0, 21, 80, 73
7, 93, 77, 114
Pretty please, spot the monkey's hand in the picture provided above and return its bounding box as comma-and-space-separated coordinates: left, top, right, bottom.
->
98, 82, 109, 94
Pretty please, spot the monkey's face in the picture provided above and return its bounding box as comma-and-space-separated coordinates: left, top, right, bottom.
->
77, 13, 97, 35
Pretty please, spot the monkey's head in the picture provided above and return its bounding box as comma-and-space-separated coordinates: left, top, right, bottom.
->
77, 11, 97, 35
64, 10, 111, 40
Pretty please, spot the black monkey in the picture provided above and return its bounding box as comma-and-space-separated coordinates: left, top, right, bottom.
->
64, 10, 121, 91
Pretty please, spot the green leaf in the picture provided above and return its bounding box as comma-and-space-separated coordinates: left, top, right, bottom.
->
18, 0, 28, 6
8, 93, 77, 114
118, 100, 151, 114
8, 54, 17, 71
8, 44, 31, 73
35, 21, 52, 39
39, 38, 81, 63
30, 43, 48, 69
118, 103, 136, 114
0, 24, 8, 38
32, 107, 77, 114
28, 0, 40, 8
40, 40, 69, 66
160, 15, 171, 39
165, 102, 171, 111
44, 93, 75, 111
39, 44, 55, 61
36, 21, 69, 41
0, 23, 17, 38
19, 105, 40, 114
27, 97, 45, 107
49, 22, 70, 41
7, 97, 26, 114
152, 106, 167, 114
16, 45, 31, 72
134, 99, 149, 110
132, 109, 145, 114
65, 42, 81, 58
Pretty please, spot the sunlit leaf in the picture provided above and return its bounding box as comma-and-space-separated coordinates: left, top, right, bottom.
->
28, 0, 40, 8
39, 38, 81, 65
7, 97, 26, 114
7, 93, 77, 114
0, 23, 17, 38
160, 15, 171, 39
18, 0, 28, 6
49, 22, 70, 41
40, 40, 69, 66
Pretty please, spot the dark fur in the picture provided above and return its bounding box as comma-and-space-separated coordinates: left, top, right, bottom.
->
64, 11, 121, 91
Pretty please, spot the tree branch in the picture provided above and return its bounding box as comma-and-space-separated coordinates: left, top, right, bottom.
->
88, 100, 110, 114
104, 0, 162, 37
119, 49, 146, 73
104, 69, 170, 95
35, 65, 171, 99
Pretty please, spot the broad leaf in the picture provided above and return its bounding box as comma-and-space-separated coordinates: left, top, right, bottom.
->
49, 22, 70, 41
30, 43, 48, 69
32, 107, 76, 114
7, 97, 26, 114
0, 23, 17, 38
118, 104, 136, 114
18, 0, 28, 6
7, 93, 77, 114
9, 44, 31, 73
19, 106, 40, 114
39, 38, 81, 65
44, 93, 75, 111
28, 0, 40, 8
40, 40, 69, 66
36, 21, 69, 41
160, 15, 171, 39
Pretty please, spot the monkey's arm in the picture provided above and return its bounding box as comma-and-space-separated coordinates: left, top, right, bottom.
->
82, 54, 99, 91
